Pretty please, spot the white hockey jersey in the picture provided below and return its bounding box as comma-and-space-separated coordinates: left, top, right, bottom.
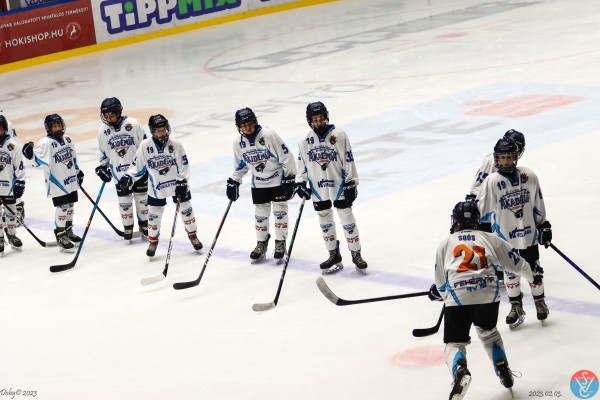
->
434, 229, 533, 307
296, 125, 358, 202
5, 120, 19, 143
127, 136, 189, 200
98, 116, 147, 181
469, 153, 495, 195
477, 167, 547, 249
0, 136, 26, 197
231, 126, 296, 188
32, 136, 81, 198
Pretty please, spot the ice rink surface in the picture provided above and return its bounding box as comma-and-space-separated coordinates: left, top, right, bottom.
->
1, 0, 600, 399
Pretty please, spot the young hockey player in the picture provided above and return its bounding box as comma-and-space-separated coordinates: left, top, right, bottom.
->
429, 201, 534, 400
0, 114, 26, 224
225, 107, 296, 263
0, 116, 25, 255
22, 114, 83, 252
95, 97, 149, 240
477, 137, 552, 328
295, 102, 367, 274
119, 114, 202, 257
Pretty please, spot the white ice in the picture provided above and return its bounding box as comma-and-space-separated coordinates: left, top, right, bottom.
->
1, 0, 599, 399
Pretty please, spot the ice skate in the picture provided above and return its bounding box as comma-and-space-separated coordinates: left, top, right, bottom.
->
534, 296, 549, 324
351, 249, 368, 274
0, 237, 4, 257
54, 228, 75, 253
273, 239, 286, 264
65, 222, 81, 247
506, 293, 525, 329
138, 220, 149, 239
188, 232, 203, 253
449, 359, 471, 400
15, 201, 25, 227
250, 234, 270, 264
320, 241, 343, 275
146, 241, 158, 258
5, 232, 22, 251
496, 359, 515, 397
124, 225, 134, 241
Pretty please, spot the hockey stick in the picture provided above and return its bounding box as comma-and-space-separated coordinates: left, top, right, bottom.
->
141, 201, 180, 286
172, 200, 233, 290
3, 204, 57, 247
316, 276, 429, 306
412, 305, 445, 337
50, 182, 106, 273
252, 198, 306, 311
549, 243, 600, 291
80, 185, 140, 239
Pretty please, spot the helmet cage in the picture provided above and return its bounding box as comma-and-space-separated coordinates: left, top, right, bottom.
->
44, 114, 66, 138
306, 102, 329, 134
494, 138, 519, 174
503, 129, 525, 158
148, 114, 171, 144
234, 108, 258, 136
100, 97, 123, 126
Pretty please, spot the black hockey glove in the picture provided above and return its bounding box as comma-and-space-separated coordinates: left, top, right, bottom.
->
175, 179, 188, 201
95, 164, 112, 183
13, 180, 25, 199
22, 141, 34, 160
294, 182, 312, 200
428, 284, 443, 302
343, 180, 357, 204
77, 170, 84, 186
226, 178, 240, 201
465, 193, 476, 202
537, 220, 552, 248
119, 174, 133, 191
281, 174, 296, 201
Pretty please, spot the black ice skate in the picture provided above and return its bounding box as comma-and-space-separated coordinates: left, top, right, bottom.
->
320, 241, 343, 275
250, 234, 270, 264
351, 249, 368, 274
506, 293, 525, 329
533, 295, 549, 323
273, 239, 286, 264
449, 359, 471, 400
124, 225, 134, 241
495, 359, 515, 398
0, 236, 4, 257
65, 222, 81, 247
139, 220, 149, 238
4, 230, 23, 251
147, 241, 158, 258
188, 232, 203, 253
54, 228, 75, 253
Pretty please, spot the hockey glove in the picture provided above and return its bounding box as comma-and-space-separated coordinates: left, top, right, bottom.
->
281, 174, 296, 201
22, 141, 34, 160
428, 284, 443, 302
95, 164, 112, 183
226, 178, 240, 201
537, 220, 552, 248
175, 179, 189, 201
294, 182, 312, 200
77, 170, 84, 186
13, 180, 25, 199
465, 193, 477, 201
343, 180, 357, 204
119, 174, 133, 191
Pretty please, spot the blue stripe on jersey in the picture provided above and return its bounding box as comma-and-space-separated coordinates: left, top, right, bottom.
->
49, 173, 69, 194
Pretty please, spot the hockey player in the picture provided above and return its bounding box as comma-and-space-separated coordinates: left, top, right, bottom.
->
477, 137, 552, 328
119, 114, 202, 257
429, 201, 534, 400
0, 116, 25, 255
225, 108, 296, 263
295, 102, 367, 274
22, 114, 83, 252
95, 98, 149, 240
0, 115, 26, 224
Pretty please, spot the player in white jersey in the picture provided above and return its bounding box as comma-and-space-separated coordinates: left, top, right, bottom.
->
225, 108, 296, 263
0, 115, 26, 224
0, 116, 25, 255
295, 102, 367, 274
429, 201, 534, 400
22, 114, 84, 252
477, 137, 552, 328
120, 114, 202, 257
95, 98, 149, 240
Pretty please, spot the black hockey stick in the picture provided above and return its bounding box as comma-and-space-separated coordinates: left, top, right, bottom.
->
80, 185, 140, 239
3, 204, 57, 247
173, 200, 233, 290
412, 306, 445, 337
141, 201, 180, 286
316, 276, 429, 306
252, 199, 307, 311
550, 243, 600, 291
50, 182, 106, 273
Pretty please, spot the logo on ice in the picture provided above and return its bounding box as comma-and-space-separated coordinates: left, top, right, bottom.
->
100, 0, 241, 34
571, 370, 599, 399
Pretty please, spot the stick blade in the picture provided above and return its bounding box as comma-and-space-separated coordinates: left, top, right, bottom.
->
412, 327, 439, 337
316, 277, 341, 305
50, 261, 76, 273
173, 280, 199, 290
140, 274, 166, 286
252, 302, 276, 312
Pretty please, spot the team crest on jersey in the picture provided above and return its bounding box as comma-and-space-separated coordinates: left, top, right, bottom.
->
499, 188, 530, 217
7, 143, 15, 151
329, 135, 337, 145
520, 172, 529, 184
308, 145, 337, 171
125, 123, 133, 132
53, 147, 74, 168
148, 155, 175, 175
168, 144, 175, 154
258, 136, 265, 146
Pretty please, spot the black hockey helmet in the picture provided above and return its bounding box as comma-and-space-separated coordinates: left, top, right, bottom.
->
100, 97, 123, 126
306, 102, 329, 134
44, 114, 66, 138
494, 137, 519, 174
503, 129, 525, 158
0, 115, 7, 136
234, 107, 258, 135
148, 114, 170, 144
451, 201, 480, 232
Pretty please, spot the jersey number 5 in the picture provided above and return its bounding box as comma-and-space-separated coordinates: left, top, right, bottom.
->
454, 244, 488, 272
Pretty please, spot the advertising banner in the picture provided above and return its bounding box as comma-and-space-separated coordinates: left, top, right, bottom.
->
0, 0, 96, 65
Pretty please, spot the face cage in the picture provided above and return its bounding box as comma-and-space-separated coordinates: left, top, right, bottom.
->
46, 121, 66, 137
151, 126, 170, 143
494, 151, 518, 173
101, 111, 122, 126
